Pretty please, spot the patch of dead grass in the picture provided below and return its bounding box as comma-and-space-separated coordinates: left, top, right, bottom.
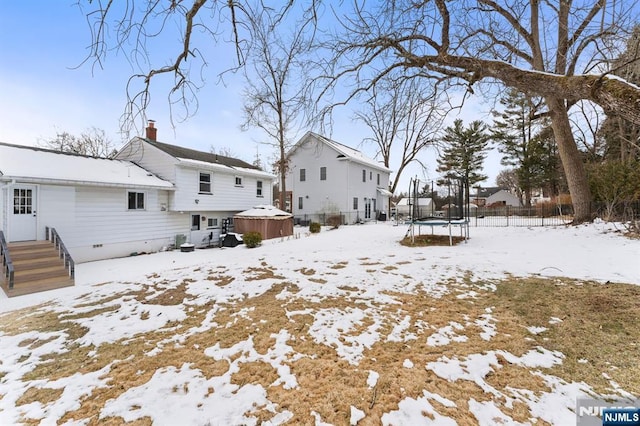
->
329, 261, 348, 269
206, 274, 234, 286
15, 386, 63, 406
144, 281, 193, 305
400, 234, 465, 247
4, 261, 639, 425
487, 277, 640, 395
243, 266, 285, 281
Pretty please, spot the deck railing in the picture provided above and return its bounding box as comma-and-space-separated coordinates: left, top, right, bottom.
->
46, 227, 75, 279
0, 231, 14, 289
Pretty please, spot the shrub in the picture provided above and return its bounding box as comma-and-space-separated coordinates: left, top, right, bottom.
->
327, 215, 342, 229
309, 222, 321, 233
243, 231, 262, 248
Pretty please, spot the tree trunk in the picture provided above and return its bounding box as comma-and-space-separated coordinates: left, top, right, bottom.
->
279, 138, 287, 213
546, 97, 593, 223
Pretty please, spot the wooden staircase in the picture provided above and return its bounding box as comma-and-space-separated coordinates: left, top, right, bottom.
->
1, 241, 74, 297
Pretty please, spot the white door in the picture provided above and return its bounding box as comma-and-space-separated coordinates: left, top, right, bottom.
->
364, 198, 372, 219
11, 185, 37, 241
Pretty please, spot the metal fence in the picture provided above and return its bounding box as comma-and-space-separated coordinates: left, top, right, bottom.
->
293, 211, 386, 226
468, 205, 572, 227
291, 201, 640, 228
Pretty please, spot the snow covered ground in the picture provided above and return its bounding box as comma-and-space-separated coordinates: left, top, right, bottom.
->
0, 220, 638, 425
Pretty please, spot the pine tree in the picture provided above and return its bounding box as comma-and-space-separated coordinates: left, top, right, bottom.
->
436, 119, 491, 188
491, 90, 548, 207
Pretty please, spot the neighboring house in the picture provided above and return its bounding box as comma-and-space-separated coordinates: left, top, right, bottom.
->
115, 122, 275, 247
394, 197, 435, 218
0, 142, 181, 263
284, 132, 392, 223
472, 187, 522, 207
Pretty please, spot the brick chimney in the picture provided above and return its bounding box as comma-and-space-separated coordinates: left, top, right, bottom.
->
145, 120, 157, 141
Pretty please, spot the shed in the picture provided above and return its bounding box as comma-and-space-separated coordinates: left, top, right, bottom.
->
234, 205, 293, 240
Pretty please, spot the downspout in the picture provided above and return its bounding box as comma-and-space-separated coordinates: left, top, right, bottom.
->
0, 180, 16, 238
346, 160, 350, 223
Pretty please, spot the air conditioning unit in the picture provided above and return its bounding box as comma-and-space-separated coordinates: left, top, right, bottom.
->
175, 234, 187, 248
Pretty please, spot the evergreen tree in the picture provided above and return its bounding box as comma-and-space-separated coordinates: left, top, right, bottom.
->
534, 126, 567, 198
436, 119, 491, 189
491, 90, 548, 207
587, 159, 640, 220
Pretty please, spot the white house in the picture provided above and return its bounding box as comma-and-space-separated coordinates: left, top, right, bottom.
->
472, 187, 522, 207
0, 142, 183, 263
284, 132, 391, 223
394, 197, 435, 218
1, 124, 275, 263
115, 122, 275, 246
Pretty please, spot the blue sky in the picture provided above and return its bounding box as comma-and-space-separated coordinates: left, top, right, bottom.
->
0, 1, 501, 193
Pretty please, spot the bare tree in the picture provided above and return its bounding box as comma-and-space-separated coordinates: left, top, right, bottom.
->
209, 145, 239, 159
240, 4, 312, 211
38, 127, 116, 158
79, 1, 640, 222
79, 1, 309, 134
353, 75, 443, 195
571, 100, 605, 162
320, 0, 640, 223
597, 26, 640, 163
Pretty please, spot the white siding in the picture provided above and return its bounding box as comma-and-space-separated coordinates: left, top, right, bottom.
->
173, 166, 273, 213
0, 186, 5, 237
187, 210, 237, 247
116, 138, 178, 182
35, 185, 188, 263
37, 185, 76, 240
487, 190, 521, 207
285, 140, 349, 214
285, 135, 391, 222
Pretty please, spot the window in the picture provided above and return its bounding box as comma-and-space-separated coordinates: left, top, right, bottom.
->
13, 188, 33, 214
300, 168, 306, 182
191, 214, 200, 231
362, 169, 366, 182
128, 191, 145, 210
320, 167, 327, 181
207, 218, 219, 228
235, 176, 243, 186
370, 171, 373, 180
199, 172, 211, 193
298, 196, 304, 210
353, 197, 358, 210
377, 173, 380, 185
256, 180, 263, 197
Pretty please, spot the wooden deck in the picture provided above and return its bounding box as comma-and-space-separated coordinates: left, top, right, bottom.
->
1, 241, 74, 297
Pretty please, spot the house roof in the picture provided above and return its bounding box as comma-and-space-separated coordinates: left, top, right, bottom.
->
0, 142, 174, 189
473, 187, 505, 198
396, 197, 433, 206
146, 139, 260, 170
290, 132, 391, 173
138, 138, 274, 179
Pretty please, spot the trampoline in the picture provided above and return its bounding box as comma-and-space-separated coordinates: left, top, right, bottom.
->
404, 177, 470, 246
